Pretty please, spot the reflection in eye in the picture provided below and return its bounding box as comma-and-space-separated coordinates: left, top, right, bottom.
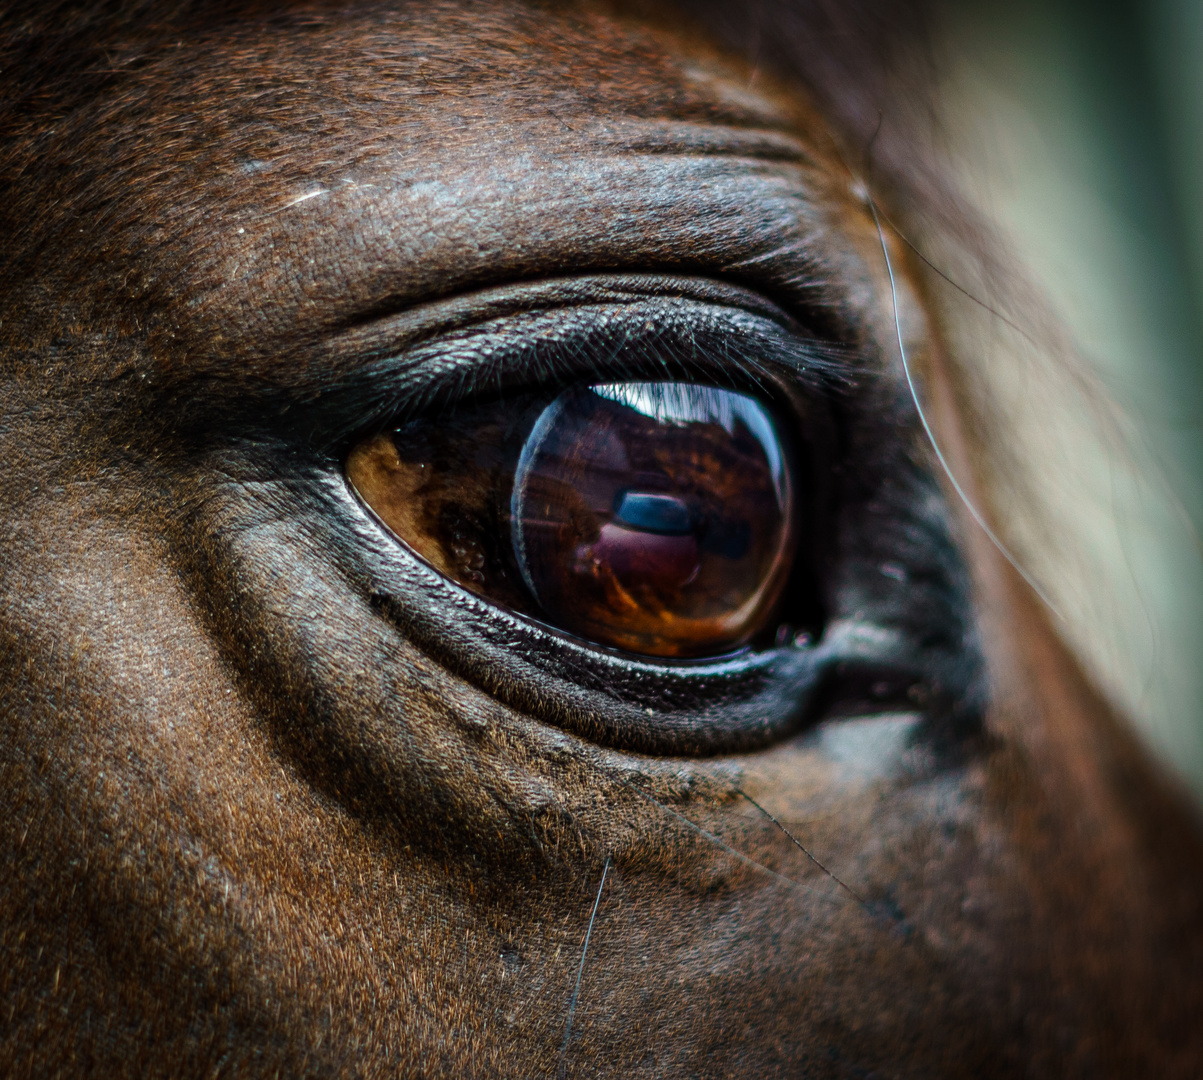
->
346, 382, 798, 658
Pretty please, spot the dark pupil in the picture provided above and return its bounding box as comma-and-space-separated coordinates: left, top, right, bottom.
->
510, 384, 794, 656
345, 381, 798, 659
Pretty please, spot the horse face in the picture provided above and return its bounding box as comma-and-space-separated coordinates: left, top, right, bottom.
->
2, 2, 1201, 1076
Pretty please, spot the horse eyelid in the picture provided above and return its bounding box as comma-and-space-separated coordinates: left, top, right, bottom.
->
295, 296, 855, 451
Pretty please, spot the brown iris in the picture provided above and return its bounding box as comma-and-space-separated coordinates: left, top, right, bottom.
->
346, 382, 797, 658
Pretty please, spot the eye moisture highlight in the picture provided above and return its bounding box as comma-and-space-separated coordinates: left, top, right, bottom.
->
347, 382, 798, 658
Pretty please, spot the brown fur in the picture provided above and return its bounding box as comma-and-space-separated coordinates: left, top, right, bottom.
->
1, 2, 1201, 1076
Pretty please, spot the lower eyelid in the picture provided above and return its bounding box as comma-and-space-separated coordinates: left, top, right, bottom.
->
335, 487, 955, 757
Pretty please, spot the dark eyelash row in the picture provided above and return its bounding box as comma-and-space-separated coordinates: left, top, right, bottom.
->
282, 283, 862, 452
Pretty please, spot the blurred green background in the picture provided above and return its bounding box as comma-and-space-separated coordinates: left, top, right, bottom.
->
941, 0, 1203, 794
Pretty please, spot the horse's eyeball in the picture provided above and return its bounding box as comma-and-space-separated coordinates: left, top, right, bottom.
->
346, 382, 798, 658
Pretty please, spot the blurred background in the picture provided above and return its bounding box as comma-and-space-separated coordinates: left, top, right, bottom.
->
938, 0, 1203, 795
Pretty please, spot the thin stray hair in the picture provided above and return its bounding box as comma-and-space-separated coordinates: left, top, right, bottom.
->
864, 180, 1066, 622
558, 856, 611, 1078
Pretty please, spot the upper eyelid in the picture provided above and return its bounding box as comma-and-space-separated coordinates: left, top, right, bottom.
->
294, 283, 859, 450
326, 275, 803, 356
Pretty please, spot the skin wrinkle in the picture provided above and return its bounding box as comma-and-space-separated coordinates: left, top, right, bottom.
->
0, 1, 1201, 1077
176, 142, 847, 387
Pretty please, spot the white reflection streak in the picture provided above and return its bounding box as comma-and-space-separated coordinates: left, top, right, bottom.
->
593, 382, 785, 500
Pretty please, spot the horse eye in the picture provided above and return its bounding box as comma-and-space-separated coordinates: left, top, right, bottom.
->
346, 382, 798, 658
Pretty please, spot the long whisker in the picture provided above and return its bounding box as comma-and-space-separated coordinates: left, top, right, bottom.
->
879, 203, 1203, 565
874, 204, 1046, 353
734, 788, 869, 909
558, 856, 610, 1078
866, 191, 1065, 621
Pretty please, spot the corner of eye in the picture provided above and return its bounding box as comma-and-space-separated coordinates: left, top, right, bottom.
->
345, 432, 408, 500
345, 435, 418, 531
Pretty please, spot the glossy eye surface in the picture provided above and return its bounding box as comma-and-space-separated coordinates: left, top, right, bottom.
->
510, 383, 795, 656
346, 382, 797, 658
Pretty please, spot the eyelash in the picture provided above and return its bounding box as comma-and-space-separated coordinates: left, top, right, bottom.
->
295, 292, 858, 455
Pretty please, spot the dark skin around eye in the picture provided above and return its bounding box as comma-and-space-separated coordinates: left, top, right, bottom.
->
1, 2, 1202, 1078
